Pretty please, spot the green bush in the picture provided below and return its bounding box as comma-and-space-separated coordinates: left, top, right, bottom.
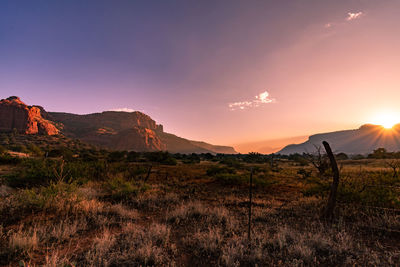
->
6, 158, 110, 188
6, 159, 57, 188
27, 144, 43, 156
219, 158, 243, 169
103, 176, 148, 201
338, 172, 400, 207
144, 151, 177, 165
302, 172, 400, 208
124, 165, 149, 180
302, 177, 330, 197
127, 151, 140, 162
0, 153, 23, 165
108, 151, 127, 162
206, 166, 236, 176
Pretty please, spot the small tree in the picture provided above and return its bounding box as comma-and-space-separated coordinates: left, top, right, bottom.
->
386, 160, 400, 178
304, 145, 330, 176
368, 148, 388, 159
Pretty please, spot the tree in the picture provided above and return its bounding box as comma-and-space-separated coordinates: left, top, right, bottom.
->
304, 145, 330, 176
386, 160, 400, 178
368, 148, 388, 159
335, 153, 348, 160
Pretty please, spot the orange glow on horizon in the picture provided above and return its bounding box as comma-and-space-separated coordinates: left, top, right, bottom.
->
370, 112, 399, 129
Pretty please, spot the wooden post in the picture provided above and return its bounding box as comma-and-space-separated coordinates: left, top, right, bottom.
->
248, 168, 254, 242
322, 141, 340, 221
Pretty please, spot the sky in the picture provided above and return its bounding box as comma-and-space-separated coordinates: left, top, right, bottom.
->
1, 0, 400, 152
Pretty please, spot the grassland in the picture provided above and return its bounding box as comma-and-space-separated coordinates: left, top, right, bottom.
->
0, 136, 399, 266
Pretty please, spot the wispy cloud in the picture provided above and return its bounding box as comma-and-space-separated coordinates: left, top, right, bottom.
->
346, 12, 363, 21
229, 90, 275, 111
323, 11, 364, 29
110, 108, 136, 112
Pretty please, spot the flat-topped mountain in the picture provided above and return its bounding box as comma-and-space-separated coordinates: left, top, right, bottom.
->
0, 96, 237, 154
278, 124, 400, 155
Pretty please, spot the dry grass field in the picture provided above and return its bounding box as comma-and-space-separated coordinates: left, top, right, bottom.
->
0, 155, 399, 266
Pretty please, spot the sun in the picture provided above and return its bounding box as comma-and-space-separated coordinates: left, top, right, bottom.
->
370, 112, 399, 129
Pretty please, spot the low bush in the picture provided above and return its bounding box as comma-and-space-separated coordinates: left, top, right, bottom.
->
102, 176, 148, 202
206, 165, 236, 176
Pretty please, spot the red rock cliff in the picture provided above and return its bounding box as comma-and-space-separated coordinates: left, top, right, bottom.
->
0, 96, 59, 135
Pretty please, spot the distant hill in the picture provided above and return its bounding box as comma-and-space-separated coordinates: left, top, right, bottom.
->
0, 96, 237, 154
278, 124, 400, 155
234, 136, 308, 154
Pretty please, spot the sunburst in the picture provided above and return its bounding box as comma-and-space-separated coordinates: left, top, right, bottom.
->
370, 112, 399, 129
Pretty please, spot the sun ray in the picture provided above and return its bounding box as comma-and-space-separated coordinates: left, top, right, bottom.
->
370, 112, 399, 129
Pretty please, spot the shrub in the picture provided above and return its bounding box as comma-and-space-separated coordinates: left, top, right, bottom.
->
6, 159, 57, 188
144, 151, 177, 165
103, 176, 148, 202
297, 168, 312, 179
127, 151, 140, 162
27, 144, 43, 157
219, 158, 243, 169
206, 166, 236, 176
107, 151, 126, 162
15, 180, 79, 211
0, 153, 22, 165
10, 144, 28, 154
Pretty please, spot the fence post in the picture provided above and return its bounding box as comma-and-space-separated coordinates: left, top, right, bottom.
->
322, 141, 340, 221
248, 168, 254, 242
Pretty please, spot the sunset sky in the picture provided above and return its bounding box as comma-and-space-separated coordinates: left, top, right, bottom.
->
1, 0, 400, 152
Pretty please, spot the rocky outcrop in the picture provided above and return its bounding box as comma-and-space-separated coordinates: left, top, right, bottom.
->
0, 96, 59, 135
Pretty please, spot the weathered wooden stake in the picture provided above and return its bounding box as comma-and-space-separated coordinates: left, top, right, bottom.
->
248, 168, 254, 242
322, 141, 340, 221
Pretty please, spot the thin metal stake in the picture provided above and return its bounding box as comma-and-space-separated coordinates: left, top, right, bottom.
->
248, 167, 254, 242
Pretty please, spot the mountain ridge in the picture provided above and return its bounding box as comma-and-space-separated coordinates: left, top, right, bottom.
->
0, 96, 237, 154
278, 124, 400, 155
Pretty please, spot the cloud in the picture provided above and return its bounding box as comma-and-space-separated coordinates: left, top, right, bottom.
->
110, 107, 136, 112
346, 12, 363, 21
229, 90, 275, 111
324, 23, 332, 28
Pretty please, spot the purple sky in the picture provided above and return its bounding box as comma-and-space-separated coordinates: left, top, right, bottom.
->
1, 0, 400, 150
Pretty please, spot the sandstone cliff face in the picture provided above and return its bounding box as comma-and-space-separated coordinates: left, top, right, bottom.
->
49, 110, 166, 151
0, 97, 59, 135
113, 127, 166, 151
49, 110, 237, 153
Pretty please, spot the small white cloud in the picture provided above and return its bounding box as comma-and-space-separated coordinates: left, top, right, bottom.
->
229, 90, 275, 111
110, 108, 135, 112
228, 101, 253, 110
346, 12, 363, 21
324, 23, 332, 28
